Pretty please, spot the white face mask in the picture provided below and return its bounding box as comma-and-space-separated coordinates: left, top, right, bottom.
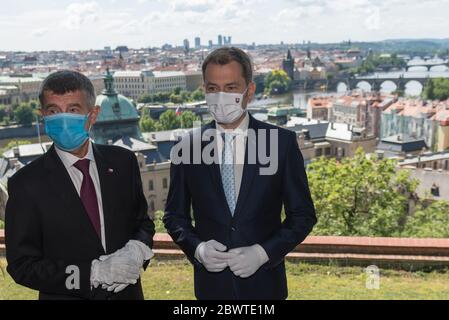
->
206, 88, 248, 124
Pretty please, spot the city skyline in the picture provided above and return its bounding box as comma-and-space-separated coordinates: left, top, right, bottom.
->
2, 0, 449, 51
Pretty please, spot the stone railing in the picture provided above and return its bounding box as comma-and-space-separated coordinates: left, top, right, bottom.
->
2, 231, 449, 269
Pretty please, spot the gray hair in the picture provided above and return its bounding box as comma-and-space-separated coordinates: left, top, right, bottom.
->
38, 70, 96, 108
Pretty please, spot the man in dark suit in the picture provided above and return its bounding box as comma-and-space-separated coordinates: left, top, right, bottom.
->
5, 70, 155, 300
164, 47, 317, 300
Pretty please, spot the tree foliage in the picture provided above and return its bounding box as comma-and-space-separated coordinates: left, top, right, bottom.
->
402, 201, 449, 238
13, 103, 35, 126
138, 87, 205, 104
307, 148, 419, 237
422, 78, 449, 101
264, 70, 292, 95
139, 109, 200, 132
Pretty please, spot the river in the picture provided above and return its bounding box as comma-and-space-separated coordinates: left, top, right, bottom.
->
249, 58, 449, 110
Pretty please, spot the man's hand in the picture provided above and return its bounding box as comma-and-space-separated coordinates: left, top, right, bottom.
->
92, 240, 154, 293
195, 240, 237, 272
228, 244, 269, 278
90, 255, 140, 290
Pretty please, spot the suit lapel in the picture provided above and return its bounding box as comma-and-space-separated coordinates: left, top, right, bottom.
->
201, 122, 234, 222
92, 144, 118, 254
43, 144, 104, 252
233, 114, 259, 220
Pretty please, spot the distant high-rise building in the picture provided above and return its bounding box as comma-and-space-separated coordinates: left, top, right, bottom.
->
195, 37, 201, 49
218, 35, 223, 46
208, 40, 213, 48
183, 39, 190, 51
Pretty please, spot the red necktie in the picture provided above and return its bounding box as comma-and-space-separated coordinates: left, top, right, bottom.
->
74, 159, 101, 238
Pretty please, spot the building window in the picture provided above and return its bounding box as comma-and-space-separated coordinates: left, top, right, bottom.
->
163, 178, 168, 189
325, 147, 331, 156
149, 200, 155, 211
149, 180, 154, 191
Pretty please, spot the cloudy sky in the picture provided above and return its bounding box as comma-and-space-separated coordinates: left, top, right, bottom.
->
1, 0, 449, 51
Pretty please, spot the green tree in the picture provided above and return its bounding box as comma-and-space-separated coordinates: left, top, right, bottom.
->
179, 110, 200, 128
138, 93, 154, 103
0, 105, 8, 122
191, 87, 205, 101
152, 92, 171, 103
139, 113, 158, 132
403, 201, 449, 238
264, 70, 292, 95
13, 103, 35, 126
432, 78, 449, 101
169, 93, 183, 104
422, 79, 436, 100
158, 110, 180, 130
307, 148, 419, 237
351, 54, 406, 75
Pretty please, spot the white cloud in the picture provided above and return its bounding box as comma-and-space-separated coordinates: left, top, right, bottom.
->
364, 6, 381, 31
31, 28, 49, 37
62, 2, 100, 30
2, 0, 449, 51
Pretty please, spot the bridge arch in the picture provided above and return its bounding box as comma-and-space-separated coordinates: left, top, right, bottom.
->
336, 81, 349, 92
429, 65, 449, 72
407, 66, 428, 72
379, 80, 397, 93
355, 81, 372, 91
404, 80, 425, 96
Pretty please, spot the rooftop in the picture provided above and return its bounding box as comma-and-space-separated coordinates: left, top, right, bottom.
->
399, 151, 449, 165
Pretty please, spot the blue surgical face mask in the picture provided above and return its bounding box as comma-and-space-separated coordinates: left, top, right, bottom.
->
44, 113, 90, 152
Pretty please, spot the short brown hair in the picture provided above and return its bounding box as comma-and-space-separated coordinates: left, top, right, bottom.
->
202, 47, 253, 85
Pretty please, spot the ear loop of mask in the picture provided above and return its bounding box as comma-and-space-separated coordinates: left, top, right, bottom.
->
86, 112, 93, 137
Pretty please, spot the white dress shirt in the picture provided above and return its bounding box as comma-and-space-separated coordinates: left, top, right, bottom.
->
55, 140, 106, 251
216, 112, 249, 199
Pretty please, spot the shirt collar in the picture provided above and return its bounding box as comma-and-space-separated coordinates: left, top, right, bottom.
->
216, 111, 249, 136
55, 139, 95, 170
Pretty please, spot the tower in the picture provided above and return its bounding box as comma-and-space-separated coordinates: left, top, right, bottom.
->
282, 49, 295, 80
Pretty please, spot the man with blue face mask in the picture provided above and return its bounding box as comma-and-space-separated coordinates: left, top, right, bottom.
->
164, 47, 317, 299
5, 70, 155, 300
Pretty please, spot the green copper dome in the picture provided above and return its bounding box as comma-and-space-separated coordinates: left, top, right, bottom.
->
95, 68, 140, 122
92, 68, 143, 145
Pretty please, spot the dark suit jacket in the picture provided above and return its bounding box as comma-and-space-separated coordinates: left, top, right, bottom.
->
5, 143, 155, 300
163, 114, 317, 300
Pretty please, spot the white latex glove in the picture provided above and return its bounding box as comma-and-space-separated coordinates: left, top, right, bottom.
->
97, 240, 154, 293
90, 255, 141, 289
194, 240, 237, 272
227, 244, 269, 278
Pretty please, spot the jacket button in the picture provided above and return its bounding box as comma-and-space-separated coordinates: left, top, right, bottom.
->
231, 227, 236, 231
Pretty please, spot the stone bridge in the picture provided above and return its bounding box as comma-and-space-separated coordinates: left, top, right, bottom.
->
294, 72, 449, 93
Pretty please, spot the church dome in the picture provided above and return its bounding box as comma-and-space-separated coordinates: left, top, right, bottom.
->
95, 69, 139, 122
92, 68, 143, 145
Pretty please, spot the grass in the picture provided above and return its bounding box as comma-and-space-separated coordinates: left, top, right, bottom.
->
1, 258, 449, 300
